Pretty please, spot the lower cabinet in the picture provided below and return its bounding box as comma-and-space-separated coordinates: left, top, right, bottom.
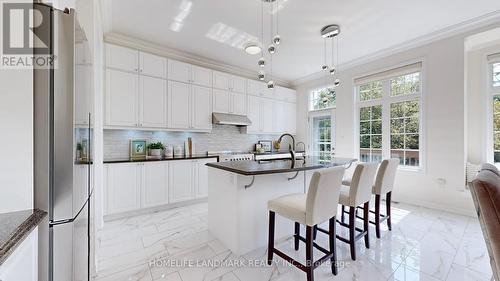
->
0, 228, 38, 281
104, 158, 217, 216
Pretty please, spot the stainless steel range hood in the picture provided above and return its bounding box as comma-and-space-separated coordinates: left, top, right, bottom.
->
212, 112, 252, 126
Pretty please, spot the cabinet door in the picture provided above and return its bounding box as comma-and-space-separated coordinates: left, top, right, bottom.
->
0, 228, 38, 281
105, 163, 141, 214
139, 76, 167, 128
273, 101, 286, 133
105, 69, 138, 127
168, 81, 191, 129
247, 80, 264, 96
247, 95, 261, 133
168, 59, 191, 83
195, 158, 217, 198
232, 92, 247, 115
286, 102, 297, 134
139, 52, 167, 78
169, 160, 194, 203
75, 65, 92, 125
191, 65, 212, 87
141, 162, 169, 208
261, 98, 275, 133
213, 71, 231, 90
274, 86, 287, 101
105, 43, 138, 72
213, 89, 230, 113
231, 75, 246, 93
192, 85, 212, 130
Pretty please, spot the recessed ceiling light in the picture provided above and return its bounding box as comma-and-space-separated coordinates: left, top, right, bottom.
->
244, 43, 261, 55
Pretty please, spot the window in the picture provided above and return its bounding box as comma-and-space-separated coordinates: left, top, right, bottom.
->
309, 86, 335, 110
359, 105, 382, 162
311, 115, 333, 163
355, 63, 422, 168
490, 57, 500, 163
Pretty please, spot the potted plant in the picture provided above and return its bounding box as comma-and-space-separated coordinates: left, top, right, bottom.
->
76, 143, 83, 160
148, 142, 164, 157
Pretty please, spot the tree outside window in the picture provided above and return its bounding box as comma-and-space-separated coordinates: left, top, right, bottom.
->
310, 87, 335, 110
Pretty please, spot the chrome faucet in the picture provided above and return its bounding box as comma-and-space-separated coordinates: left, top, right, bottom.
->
277, 133, 296, 160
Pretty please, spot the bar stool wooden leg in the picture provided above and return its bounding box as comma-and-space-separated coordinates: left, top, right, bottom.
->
306, 226, 315, 281
386, 192, 392, 231
313, 225, 318, 240
294, 222, 300, 251
341, 205, 345, 223
348, 206, 356, 260
267, 211, 275, 265
374, 194, 381, 238
363, 202, 370, 249
329, 217, 338, 275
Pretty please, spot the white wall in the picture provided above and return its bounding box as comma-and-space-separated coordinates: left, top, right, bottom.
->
295, 21, 500, 216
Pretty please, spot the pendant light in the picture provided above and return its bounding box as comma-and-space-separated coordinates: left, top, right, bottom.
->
320, 24, 341, 89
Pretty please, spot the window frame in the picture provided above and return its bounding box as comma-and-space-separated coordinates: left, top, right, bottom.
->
354, 61, 425, 171
308, 85, 336, 112
488, 58, 500, 164
308, 109, 335, 162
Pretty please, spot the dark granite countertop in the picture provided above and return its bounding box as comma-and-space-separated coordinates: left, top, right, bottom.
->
104, 154, 219, 164
252, 150, 306, 155
206, 157, 357, 176
0, 209, 47, 265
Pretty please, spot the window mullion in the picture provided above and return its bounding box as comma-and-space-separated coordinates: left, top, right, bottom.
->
382, 80, 391, 160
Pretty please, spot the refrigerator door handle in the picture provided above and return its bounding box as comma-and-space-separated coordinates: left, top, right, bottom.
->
49, 197, 89, 227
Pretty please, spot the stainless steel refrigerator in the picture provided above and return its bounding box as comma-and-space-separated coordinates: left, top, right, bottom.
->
33, 3, 93, 281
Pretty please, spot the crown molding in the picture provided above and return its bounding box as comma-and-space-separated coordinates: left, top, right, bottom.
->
291, 9, 500, 87
104, 32, 293, 88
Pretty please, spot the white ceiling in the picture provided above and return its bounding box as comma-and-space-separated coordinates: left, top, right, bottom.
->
104, 0, 500, 83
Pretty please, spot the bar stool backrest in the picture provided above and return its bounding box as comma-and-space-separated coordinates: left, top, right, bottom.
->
348, 162, 379, 206
373, 158, 399, 195
305, 166, 345, 226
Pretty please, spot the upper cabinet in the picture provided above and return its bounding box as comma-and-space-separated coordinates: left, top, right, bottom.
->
247, 80, 264, 96
105, 69, 139, 127
139, 76, 167, 128
105, 43, 138, 73
168, 81, 212, 131
213, 71, 231, 91
231, 75, 246, 93
139, 52, 167, 78
168, 59, 191, 83
169, 59, 212, 87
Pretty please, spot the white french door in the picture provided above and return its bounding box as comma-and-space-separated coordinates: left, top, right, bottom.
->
309, 110, 335, 162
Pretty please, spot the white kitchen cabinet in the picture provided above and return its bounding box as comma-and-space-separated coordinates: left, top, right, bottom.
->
273, 101, 286, 133
75, 64, 92, 125
169, 81, 212, 131
247, 95, 261, 133
261, 98, 275, 133
213, 71, 231, 91
247, 80, 264, 96
192, 85, 212, 130
105, 69, 139, 127
195, 158, 217, 198
168, 59, 191, 83
168, 81, 191, 129
231, 75, 246, 93
0, 228, 38, 281
191, 65, 212, 87
139, 76, 167, 128
105, 43, 138, 73
141, 162, 169, 208
213, 89, 230, 113
139, 52, 167, 78
232, 92, 247, 115
169, 160, 194, 203
105, 163, 141, 215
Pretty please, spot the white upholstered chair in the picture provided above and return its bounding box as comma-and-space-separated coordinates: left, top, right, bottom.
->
267, 166, 345, 281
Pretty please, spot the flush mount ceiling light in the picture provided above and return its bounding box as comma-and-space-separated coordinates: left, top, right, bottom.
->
255, 0, 282, 88
244, 43, 262, 55
321, 24, 341, 89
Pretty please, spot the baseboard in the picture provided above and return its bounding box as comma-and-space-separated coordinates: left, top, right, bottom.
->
103, 198, 208, 222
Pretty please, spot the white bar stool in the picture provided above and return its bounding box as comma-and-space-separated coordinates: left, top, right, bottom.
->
267, 166, 345, 281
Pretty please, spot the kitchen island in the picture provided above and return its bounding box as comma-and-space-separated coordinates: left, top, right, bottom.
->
206, 157, 356, 255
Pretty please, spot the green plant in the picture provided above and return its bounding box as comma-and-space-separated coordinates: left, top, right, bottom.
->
76, 143, 83, 151
147, 142, 164, 150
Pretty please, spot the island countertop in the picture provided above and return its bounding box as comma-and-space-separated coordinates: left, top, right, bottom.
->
206, 157, 357, 176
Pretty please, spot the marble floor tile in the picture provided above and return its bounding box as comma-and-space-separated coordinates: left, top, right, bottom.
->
94, 202, 492, 281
